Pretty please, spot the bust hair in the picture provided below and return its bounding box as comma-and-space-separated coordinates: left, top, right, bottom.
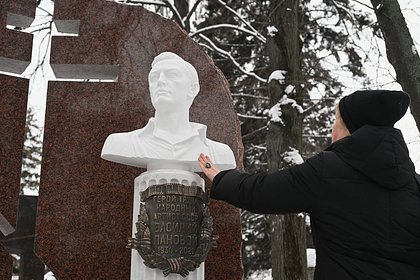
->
151, 52, 200, 96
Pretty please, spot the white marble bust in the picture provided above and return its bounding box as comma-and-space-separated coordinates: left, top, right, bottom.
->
101, 52, 236, 172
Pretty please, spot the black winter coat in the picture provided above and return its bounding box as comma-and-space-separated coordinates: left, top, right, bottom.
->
211, 125, 420, 280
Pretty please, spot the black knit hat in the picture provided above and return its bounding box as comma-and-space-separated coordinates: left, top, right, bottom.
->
338, 90, 410, 133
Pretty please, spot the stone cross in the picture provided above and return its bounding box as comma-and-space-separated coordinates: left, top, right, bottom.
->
1, 0, 119, 187
1, 0, 118, 128
0, 0, 118, 278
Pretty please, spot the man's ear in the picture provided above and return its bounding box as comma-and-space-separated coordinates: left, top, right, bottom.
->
189, 82, 200, 98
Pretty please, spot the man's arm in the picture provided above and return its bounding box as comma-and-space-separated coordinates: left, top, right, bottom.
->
210, 154, 324, 214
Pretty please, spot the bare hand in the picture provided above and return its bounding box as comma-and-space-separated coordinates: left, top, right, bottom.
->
198, 153, 220, 182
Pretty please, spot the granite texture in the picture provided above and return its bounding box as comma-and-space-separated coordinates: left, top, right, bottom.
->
0, 2, 34, 276
35, 1, 244, 279
0, 75, 27, 279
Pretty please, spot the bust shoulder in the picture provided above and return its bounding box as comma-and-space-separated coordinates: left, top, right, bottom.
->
206, 138, 237, 169
101, 128, 143, 159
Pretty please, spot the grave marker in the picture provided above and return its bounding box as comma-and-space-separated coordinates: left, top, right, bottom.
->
1, 1, 244, 279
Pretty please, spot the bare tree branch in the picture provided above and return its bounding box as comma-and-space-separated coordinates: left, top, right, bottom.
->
162, 0, 185, 28
190, 24, 266, 43
232, 93, 270, 100
350, 0, 374, 10
243, 125, 268, 139
237, 113, 267, 120
185, 0, 204, 23
198, 34, 267, 82
109, 0, 167, 6
217, 0, 266, 42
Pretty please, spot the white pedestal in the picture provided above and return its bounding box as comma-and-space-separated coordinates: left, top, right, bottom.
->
130, 169, 205, 280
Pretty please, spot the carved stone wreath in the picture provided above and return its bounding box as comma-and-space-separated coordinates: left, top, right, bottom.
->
127, 184, 218, 277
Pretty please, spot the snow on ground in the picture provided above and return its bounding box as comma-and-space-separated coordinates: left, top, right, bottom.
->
307, 248, 316, 268
12, 272, 55, 280
247, 249, 316, 279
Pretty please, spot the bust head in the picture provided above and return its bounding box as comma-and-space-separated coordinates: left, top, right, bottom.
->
149, 52, 200, 112
102, 52, 236, 171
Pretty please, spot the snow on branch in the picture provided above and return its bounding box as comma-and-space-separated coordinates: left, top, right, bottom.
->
231, 93, 269, 100
268, 70, 287, 84
250, 144, 267, 151
237, 113, 267, 120
267, 25, 278, 37
269, 103, 284, 124
282, 147, 304, 165
217, 0, 266, 43
280, 95, 304, 113
198, 34, 267, 82
285, 85, 295, 95
190, 24, 266, 43
269, 94, 304, 124
331, 0, 356, 22
109, 0, 166, 6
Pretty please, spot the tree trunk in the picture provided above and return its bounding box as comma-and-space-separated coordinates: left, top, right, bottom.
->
266, 0, 307, 279
370, 0, 420, 127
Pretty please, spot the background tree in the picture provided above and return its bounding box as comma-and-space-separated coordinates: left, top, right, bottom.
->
20, 107, 42, 195
369, 0, 420, 127
266, 0, 307, 279
208, 1, 370, 278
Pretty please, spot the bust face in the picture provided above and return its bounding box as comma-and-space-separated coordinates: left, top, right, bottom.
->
149, 60, 192, 112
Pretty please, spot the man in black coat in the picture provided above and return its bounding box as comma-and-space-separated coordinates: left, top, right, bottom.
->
198, 90, 420, 280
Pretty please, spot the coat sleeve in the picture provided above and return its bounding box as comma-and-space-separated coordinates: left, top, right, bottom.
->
210, 153, 324, 214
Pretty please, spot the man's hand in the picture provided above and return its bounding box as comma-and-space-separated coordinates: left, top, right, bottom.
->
198, 153, 220, 182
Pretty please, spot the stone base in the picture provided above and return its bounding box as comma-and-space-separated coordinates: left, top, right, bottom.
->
130, 169, 205, 280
